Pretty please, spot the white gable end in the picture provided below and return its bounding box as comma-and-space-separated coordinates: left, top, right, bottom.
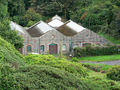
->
52, 15, 61, 20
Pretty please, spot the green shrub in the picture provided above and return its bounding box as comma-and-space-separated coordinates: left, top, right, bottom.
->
13, 65, 89, 90
25, 54, 88, 77
0, 64, 20, 90
0, 37, 24, 65
107, 65, 120, 81
83, 76, 120, 90
83, 63, 113, 73
74, 45, 120, 57
72, 57, 79, 62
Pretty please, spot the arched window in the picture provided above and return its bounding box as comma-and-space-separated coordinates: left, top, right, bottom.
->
40, 45, 44, 52
27, 45, 32, 52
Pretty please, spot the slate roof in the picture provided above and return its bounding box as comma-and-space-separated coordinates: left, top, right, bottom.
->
57, 20, 85, 36
27, 21, 54, 37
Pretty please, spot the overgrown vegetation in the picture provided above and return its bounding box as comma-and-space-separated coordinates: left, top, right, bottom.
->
0, 37, 24, 65
107, 65, 120, 81
25, 54, 88, 77
74, 46, 120, 57
82, 63, 113, 73
0, 0, 23, 49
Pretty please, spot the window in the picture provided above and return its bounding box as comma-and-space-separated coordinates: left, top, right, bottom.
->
27, 45, 32, 52
62, 44, 66, 51
40, 45, 44, 52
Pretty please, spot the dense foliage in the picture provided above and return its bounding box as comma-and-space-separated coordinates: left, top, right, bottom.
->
0, 37, 24, 65
107, 65, 120, 81
0, 64, 89, 90
25, 54, 88, 77
74, 46, 120, 57
0, 0, 23, 49
83, 76, 120, 90
1, 64, 120, 90
83, 63, 112, 73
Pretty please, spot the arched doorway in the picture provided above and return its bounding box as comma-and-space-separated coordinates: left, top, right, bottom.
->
49, 43, 58, 54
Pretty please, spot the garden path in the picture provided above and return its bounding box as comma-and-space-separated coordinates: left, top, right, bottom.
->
80, 60, 120, 65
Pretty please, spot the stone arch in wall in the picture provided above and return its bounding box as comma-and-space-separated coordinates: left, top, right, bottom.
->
27, 45, 32, 52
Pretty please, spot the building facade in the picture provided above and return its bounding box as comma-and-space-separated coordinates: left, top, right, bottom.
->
10, 15, 111, 55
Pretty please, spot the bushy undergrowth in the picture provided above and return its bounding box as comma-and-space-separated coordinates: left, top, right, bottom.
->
74, 46, 120, 57
83, 76, 120, 90
107, 65, 120, 81
0, 37, 24, 65
0, 64, 19, 90
0, 64, 89, 90
83, 63, 112, 73
25, 54, 88, 77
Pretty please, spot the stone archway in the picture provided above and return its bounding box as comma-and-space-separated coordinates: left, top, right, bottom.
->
49, 43, 58, 54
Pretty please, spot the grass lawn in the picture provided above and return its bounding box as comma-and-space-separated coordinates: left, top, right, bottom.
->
79, 54, 120, 62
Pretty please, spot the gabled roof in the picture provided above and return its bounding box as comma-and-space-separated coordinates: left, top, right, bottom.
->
48, 19, 64, 28
10, 21, 25, 34
52, 15, 62, 21
57, 20, 85, 36
27, 21, 54, 37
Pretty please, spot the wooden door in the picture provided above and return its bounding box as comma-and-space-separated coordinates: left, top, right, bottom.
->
49, 44, 57, 54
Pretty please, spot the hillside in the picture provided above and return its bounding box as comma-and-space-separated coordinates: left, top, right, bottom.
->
0, 37, 24, 64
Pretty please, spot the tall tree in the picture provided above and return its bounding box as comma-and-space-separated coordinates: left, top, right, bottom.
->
8, 0, 25, 16
0, 0, 24, 49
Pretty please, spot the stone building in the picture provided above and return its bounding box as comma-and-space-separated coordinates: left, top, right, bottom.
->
10, 15, 110, 55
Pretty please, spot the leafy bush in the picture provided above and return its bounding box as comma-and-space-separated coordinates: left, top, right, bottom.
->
0, 37, 24, 65
74, 46, 120, 57
25, 54, 88, 77
0, 64, 19, 90
0, 64, 89, 90
83, 76, 120, 90
107, 65, 120, 81
83, 63, 113, 73
72, 57, 79, 62
13, 65, 89, 90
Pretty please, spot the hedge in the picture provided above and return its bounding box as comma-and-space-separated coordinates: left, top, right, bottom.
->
74, 46, 120, 57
